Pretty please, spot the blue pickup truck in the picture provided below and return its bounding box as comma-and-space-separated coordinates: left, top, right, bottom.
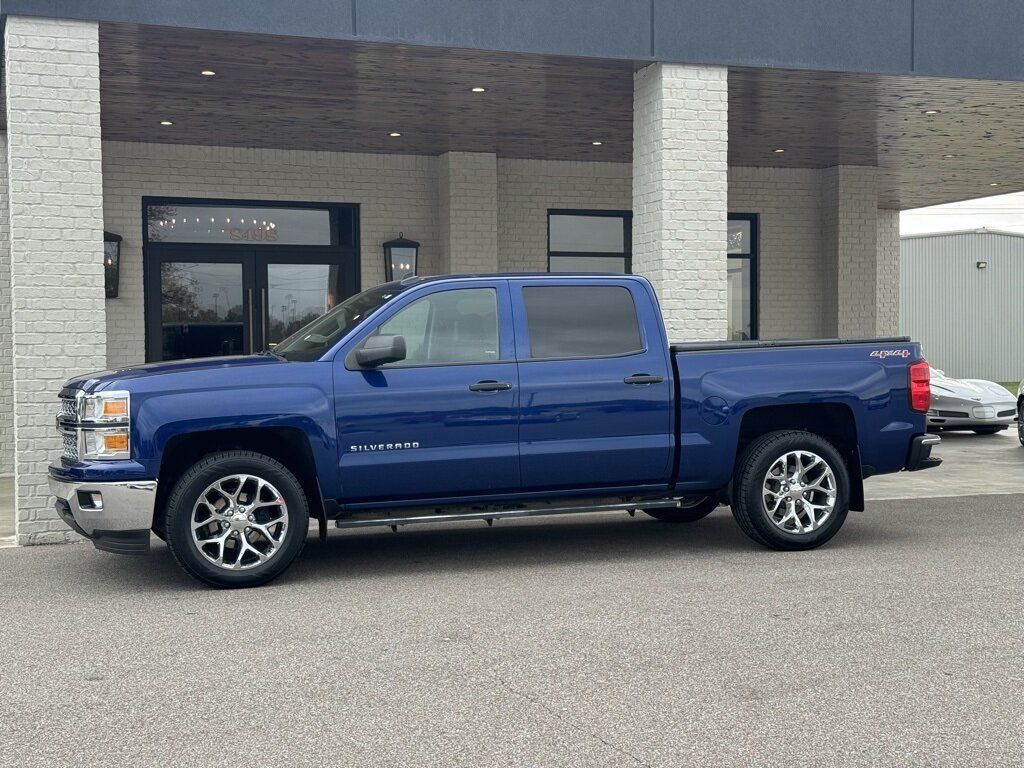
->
50, 274, 940, 587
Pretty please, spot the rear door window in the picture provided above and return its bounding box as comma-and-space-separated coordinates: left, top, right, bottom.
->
522, 285, 643, 359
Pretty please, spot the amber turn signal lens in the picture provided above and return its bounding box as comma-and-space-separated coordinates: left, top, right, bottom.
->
102, 400, 128, 417
103, 433, 129, 452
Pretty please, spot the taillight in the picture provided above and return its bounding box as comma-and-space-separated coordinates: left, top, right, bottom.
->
909, 361, 931, 413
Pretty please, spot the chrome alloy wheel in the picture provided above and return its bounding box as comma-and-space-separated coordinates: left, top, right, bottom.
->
761, 450, 837, 535
190, 474, 289, 570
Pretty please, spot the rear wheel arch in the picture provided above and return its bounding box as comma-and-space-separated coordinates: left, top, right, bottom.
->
734, 403, 864, 511
153, 426, 325, 537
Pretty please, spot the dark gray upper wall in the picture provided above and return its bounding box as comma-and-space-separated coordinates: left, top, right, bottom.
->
2, 0, 1022, 82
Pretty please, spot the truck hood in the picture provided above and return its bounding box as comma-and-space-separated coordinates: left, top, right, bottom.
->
64, 355, 286, 393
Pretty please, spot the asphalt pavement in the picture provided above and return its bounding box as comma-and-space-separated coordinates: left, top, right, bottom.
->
2, 493, 1023, 767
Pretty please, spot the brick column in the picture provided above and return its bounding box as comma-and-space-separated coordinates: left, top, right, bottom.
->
633, 63, 728, 341
438, 151, 498, 274
5, 17, 106, 544
875, 208, 901, 337
821, 166, 893, 338
0, 134, 12, 479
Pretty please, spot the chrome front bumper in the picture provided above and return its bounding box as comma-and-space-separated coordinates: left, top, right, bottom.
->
48, 475, 157, 555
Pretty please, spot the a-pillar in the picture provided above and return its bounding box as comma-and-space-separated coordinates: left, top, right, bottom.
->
632, 62, 728, 341
5, 17, 107, 544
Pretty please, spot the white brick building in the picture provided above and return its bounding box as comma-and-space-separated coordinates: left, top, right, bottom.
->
1, 4, 1021, 544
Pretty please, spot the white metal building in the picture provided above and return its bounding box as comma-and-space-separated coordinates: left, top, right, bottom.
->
900, 229, 1024, 381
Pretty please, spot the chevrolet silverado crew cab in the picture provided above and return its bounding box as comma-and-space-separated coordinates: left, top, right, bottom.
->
50, 274, 940, 588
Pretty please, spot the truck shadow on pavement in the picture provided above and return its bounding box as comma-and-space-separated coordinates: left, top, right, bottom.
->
107, 507, 915, 591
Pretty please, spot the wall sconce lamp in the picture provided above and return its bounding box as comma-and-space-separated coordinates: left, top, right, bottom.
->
383, 233, 419, 282
976, 261, 988, 270
103, 231, 122, 298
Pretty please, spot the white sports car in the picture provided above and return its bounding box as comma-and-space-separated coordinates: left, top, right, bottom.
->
927, 369, 1018, 434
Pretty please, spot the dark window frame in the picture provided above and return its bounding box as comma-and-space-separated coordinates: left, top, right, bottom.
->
547, 209, 632, 273
727, 212, 759, 341
141, 195, 361, 362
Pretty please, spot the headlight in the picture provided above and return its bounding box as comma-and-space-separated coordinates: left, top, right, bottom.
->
81, 427, 131, 460
80, 392, 131, 423
57, 390, 132, 462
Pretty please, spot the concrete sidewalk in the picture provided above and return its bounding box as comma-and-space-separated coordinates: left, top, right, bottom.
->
866, 429, 1024, 500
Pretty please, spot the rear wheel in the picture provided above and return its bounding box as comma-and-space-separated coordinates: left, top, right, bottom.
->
731, 430, 849, 551
644, 495, 719, 523
165, 450, 309, 588
1018, 404, 1024, 446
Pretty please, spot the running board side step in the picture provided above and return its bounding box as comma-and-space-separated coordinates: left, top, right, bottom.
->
334, 498, 682, 530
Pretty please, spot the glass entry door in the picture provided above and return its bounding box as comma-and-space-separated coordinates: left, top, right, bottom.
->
259, 252, 348, 350
143, 199, 359, 362
147, 249, 356, 361
157, 256, 251, 360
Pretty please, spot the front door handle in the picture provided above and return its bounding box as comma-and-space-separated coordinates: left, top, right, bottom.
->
624, 374, 664, 385
469, 380, 513, 392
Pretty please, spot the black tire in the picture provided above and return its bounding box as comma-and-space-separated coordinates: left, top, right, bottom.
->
972, 426, 1002, 435
644, 495, 719, 523
731, 430, 850, 551
165, 450, 309, 588
1018, 404, 1024, 447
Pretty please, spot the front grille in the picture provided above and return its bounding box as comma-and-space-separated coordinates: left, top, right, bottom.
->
60, 429, 79, 461
937, 410, 969, 418
58, 395, 79, 422
998, 409, 1016, 418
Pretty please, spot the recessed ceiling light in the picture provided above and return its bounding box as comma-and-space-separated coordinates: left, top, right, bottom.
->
989, 182, 1001, 186
592, 141, 603, 146
773, 148, 786, 153
160, 120, 173, 126
943, 153, 957, 158
470, 87, 486, 93
201, 69, 216, 77
389, 132, 402, 137
922, 109, 940, 115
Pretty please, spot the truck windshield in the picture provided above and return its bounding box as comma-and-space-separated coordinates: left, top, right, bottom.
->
273, 285, 403, 362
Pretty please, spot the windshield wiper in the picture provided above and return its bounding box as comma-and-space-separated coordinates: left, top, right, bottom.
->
257, 349, 286, 360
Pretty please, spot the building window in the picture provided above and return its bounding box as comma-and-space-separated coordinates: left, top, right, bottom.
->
727, 214, 758, 340
547, 208, 757, 340
547, 210, 631, 273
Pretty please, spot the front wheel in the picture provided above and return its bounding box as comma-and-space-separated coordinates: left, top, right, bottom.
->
1018, 405, 1024, 446
165, 450, 309, 588
644, 495, 719, 523
731, 430, 850, 551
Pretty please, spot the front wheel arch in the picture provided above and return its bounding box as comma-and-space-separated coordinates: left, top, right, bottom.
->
153, 426, 326, 539
164, 450, 310, 588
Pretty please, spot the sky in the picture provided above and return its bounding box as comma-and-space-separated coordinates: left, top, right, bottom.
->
900, 191, 1024, 236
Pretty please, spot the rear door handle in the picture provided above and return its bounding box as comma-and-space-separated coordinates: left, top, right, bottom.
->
624, 374, 664, 385
469, 380, 513, 392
